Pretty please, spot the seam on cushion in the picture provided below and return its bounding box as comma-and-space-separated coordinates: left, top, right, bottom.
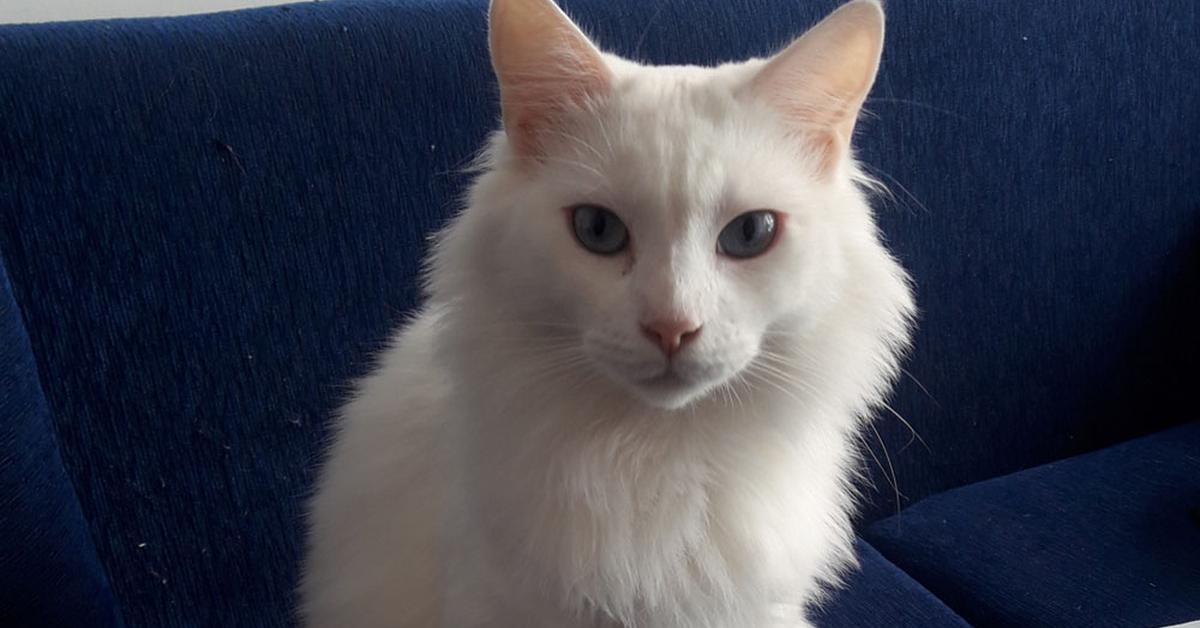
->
0, 245, 129, 628
858, 538, 974, 627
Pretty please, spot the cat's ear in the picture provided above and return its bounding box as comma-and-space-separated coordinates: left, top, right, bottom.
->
489, 0, 612, 158
750, 0, 884, 177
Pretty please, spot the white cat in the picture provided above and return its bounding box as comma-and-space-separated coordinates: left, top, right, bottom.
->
300, 0, 915, 626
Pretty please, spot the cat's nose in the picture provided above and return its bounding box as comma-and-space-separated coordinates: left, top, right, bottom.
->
640, 319, 702, 357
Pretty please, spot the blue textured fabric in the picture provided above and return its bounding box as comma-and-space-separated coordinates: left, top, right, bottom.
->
814, 539, 970, 628
866, 422, 1200, 628
0, 258, 124, 628
0, 0, 1198, 626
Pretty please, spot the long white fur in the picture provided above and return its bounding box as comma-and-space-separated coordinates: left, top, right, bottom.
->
300, 1, 915, 626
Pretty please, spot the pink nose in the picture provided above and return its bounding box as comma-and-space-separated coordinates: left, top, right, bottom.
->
640, 319, 702, 357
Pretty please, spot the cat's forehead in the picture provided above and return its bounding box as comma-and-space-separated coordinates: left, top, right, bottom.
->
607, 58, 756, 121
538, 57, 801, 234
585, 114, 727, 229
605, 55, 762, 95
564, 61, 772, 223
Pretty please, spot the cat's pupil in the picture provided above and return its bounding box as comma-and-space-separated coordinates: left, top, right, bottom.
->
741, 216, 757, 242
591, 212, 608, 237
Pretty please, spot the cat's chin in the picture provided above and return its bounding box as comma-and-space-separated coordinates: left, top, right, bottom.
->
589, 352, 752, 411
625, 370, 722, 411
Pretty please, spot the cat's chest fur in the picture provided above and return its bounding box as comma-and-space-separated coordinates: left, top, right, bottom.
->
442, 354, 857, 627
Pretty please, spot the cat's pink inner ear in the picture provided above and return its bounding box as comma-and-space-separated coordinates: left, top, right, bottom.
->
489, 0, 612, 158
750, 0, 884, 175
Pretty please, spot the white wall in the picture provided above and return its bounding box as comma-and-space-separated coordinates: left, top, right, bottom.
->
0, 0, 295, 24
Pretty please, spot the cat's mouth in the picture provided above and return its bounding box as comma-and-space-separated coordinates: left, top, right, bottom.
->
582, 333, 742, 410
631, 372, 701, 410
628, 364, 724, 410
639, 370, 690, 390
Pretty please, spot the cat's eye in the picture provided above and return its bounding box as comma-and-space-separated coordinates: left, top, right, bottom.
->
717, 210, 778, 259
571, 204, 629, 255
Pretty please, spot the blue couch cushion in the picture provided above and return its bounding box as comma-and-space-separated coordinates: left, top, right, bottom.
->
0, 259, 124, 628
865, 422, 1200, 628
815, 539, 969, 628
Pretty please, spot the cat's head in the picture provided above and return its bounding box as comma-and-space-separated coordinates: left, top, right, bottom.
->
437, 0, 895, 411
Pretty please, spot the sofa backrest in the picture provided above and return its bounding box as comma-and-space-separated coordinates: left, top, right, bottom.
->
1, 0, 1197, 626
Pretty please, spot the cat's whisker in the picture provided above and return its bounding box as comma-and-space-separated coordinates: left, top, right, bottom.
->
758, 348, 928, 458
743, 364, 850, 423
517, 354, 594, 382
496, 344, 576, 359
730, 372, 758, 414
726, 379, 745, 411
710, 386, 729, 410
900, 367, 938, 405
879, 401, 931, 455
748, 358, 825, 398
498, 359, 600, 424
741, 366, 808, 409
866, 423, 903, 517
853, 431, 896, 506
866, 97, 969, 122
858, 163, 930, 216
757, 351, 838, 391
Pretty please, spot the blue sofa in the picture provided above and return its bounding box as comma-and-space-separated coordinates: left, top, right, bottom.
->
1, 0, 1197, 626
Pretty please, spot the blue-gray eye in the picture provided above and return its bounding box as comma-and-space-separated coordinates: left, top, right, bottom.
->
571, 205, 629, 255
718, 210, 778, 258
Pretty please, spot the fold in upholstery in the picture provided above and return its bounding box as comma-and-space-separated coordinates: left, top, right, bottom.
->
0, 258, 124, 628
